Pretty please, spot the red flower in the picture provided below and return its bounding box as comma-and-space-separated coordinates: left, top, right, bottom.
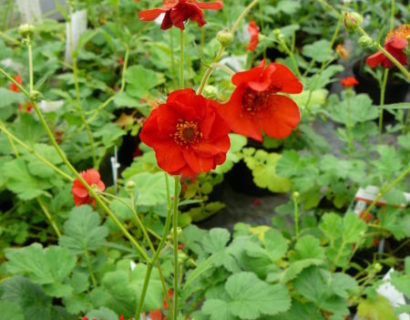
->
72, 169, 105, 206
366, 25, 410, 69
9, 74, 22, 92
218, 60, 303, 142
245, 20, 259, 51
178, 243, 185, 250
340, 77, 359, 88
150, 309, 163, 320
138, 0, 224, 30
140, 89, 231, 176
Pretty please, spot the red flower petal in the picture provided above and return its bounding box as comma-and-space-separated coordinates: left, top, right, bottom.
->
257, 95, 301, 139
196, 1, 224, 10
232, 60, 265, 87
138, 8, 168, 21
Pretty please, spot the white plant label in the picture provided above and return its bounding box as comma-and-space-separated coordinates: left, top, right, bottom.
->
16, 0, 42, 23
65, 10, 88, 65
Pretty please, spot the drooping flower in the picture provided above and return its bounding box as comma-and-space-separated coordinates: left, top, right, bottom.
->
138, 0, 224, 30
366, 24, 409, 69
245, 20, 259, 51
163, 288, 174, 310
218, 60, 303, 142
140, 89, 231, 176
340, 77, 359, 88
72, 169, 105, 207
9, 74, 22, 92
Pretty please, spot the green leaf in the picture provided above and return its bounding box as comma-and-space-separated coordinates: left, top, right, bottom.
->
125, 65, 165, 98
303, 40, 333, 62
202, 228, 230, 253
130, 172, 176, 208
0, 301, 24, 320
244, 150, 291, 193
3, 158, 52, 200
59, 206, 109, 254
26, 144, 64, 179
203, 272, 290, 320
264, 229, 288, 261
226, 272, 290, 319
0, 88, 25, 108
292, 235, 325, 261
86, 307, 118, 320
357, 295, 397, 320
5, 244, 76, 287
0, 277, 55, 320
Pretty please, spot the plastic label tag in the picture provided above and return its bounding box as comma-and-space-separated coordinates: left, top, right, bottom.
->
64, 10, 87, 65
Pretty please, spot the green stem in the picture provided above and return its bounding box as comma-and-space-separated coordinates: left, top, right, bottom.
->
197, 0, 259, 95
280, 40, 302, 79
84, 247, 97, 287
135, 174, 175, 320
292, 193, 300, 239
180, 30, 185, 88
331, 240, 346, 271
170, 28, 177, 89
68, 5, 97, 167
87, 46, 130, 119
172, 176, 180, 320
361, 166, 410, 220
0, 121, 74, 181
378, 69, 389, 137
37, 198, 62, 238
346, 89, 354, 156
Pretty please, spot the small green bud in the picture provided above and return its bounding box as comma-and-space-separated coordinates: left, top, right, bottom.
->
178, 251, 187, 264
293, 191, 300, 199
273, 29, 285, 43
373, 263, 382, 272
344, 12, 363, 32
217, 30, 234, 47
30, 90, 41, 103
18, 24, 35, 37
203, 85, 218, 96
358, 35, 375, 48
125, 180, 136, 192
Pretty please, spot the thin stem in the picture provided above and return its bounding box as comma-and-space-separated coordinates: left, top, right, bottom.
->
0, 67, 30, 97
84, 248, 97, 287
378, 69, 389, 137
180, 30, 185, 88
68, 5, 97, 167
292, 194, 300, 239
280, 40, 302, 78
231, 0, 259, 34
28, 36, 34, 92
87, 46, 130, 119
37, 198, 62, 238
172, 176, 180, 320
361, 166, 410, 221
31, 99, 150, 261
170, 29, 177, 89
346, 89, 354, 156
197, 0, 259, 94
135, 174, 175, 320
0, 121, 73, 181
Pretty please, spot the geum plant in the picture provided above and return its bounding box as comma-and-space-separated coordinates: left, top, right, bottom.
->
0, 0, 304, 319
0, 1, 409, 320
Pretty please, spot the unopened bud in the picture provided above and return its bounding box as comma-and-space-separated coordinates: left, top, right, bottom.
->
30, 90, 41, 103
358, 35, 375, 48
273, 29, 285, 43
18, 24, 35, 37
344, 12, 363, 32
217, 30, 234, 47
125, 180, 136, 191
293, 191, 300, 199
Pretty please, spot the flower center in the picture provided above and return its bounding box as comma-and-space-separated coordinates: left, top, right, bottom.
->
173, 120, 202, 146
241, 88, 270, 114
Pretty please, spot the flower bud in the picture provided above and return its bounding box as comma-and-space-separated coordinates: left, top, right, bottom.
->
217, 30, 234, 47
373, 263, 382, 272
293, 191, 300, 199
203, 85, 218, 96
358, 35, 375, 48
30, 90, 41, 103
273, 29, 285, 43
125, 180, 136, 192
344, 12, 363, 32
18, 24, 35, 37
